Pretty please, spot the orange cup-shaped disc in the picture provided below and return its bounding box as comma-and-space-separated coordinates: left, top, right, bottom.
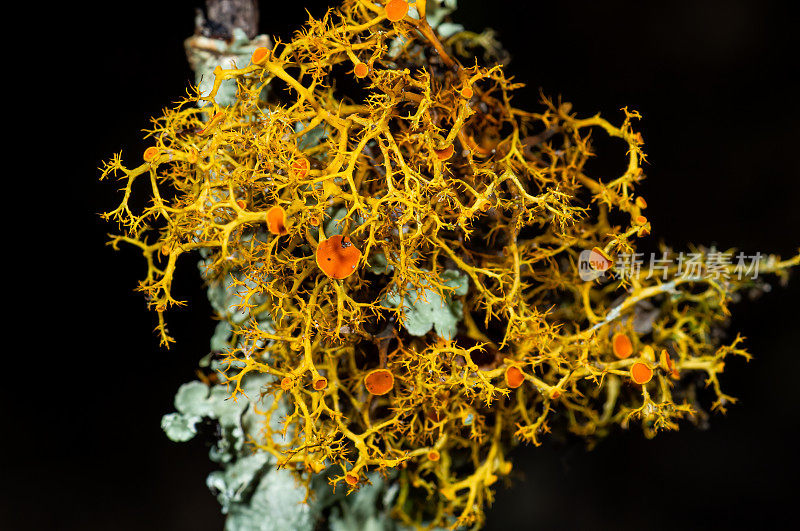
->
589, 247, 613, 272
428, 450, 441, 461
660, 349, 680, 379
630, 362, 653, 385
659, 349, 671, 369
435, 144, 455, 161
364, 368, 394, 395
504, 366, 525, 388
353, 62, 369, 78
385, 0, 408, 22
612, 333, 633, 359
313, 376, 328, 391
344, 473, 359, 486
251, 46, 270, 64
266, 206, 288, 235
143, 146, 159, 162
291, 157, 310, 179
316, 235, 361, 279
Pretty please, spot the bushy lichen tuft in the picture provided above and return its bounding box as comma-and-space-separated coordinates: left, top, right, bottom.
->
104, 0, 798, 528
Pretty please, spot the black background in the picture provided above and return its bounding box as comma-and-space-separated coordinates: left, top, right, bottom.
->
11, 0, 799, 529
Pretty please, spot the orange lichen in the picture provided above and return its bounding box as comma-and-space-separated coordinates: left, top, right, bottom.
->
589, 247, 613, 272
612, 333, 633, 359
635, 215, 648, 225
385, 0, 408, 22
435, 144, 455, 160
280, 377, 293, 391
291, 157, 310, 179
635, 196, 648, 209
364, 368, 394, 395
316, 235, 361, 279
143, 146, 159, 162
353, 62, 369, 78
266, 206, 289, 235
251, 46, 270, 65
428, 450, 441, 461
313, 376, 328, 390
345, 473, 359, 486
504, 366, 525, 388
461, 86, 474, 99
660, 349, 680, 379
631, 362, 653, 385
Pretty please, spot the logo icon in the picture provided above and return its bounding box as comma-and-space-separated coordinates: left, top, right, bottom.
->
579, 248, 613, 281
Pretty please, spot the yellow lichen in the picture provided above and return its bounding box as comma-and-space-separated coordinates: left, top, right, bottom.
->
100, 1, 799, 528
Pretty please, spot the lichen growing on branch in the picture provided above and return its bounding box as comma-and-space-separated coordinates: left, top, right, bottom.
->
101, 0, 799, 528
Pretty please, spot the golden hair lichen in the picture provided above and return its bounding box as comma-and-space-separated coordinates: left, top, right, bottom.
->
100, 0, 800, 528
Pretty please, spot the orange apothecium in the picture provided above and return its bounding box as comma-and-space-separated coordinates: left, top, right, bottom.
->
316, 235, 361, 279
